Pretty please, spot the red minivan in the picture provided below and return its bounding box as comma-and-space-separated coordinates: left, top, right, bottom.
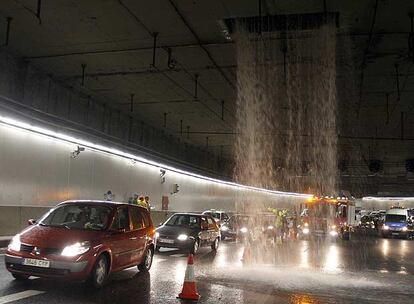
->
5, 200, 155, 287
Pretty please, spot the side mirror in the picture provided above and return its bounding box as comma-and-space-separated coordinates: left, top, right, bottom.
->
28, 219, 36, 226
158, 222, 164, 227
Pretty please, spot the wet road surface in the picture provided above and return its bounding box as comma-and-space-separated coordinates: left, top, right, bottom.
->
1, 237, 414, 303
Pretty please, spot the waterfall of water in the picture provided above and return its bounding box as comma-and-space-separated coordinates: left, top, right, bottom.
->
233, 21, 338, 211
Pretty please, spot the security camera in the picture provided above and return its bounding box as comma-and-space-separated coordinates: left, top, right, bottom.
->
71, 146, 85, 158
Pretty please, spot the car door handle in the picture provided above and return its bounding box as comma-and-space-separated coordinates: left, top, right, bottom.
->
130, 237, 137, 240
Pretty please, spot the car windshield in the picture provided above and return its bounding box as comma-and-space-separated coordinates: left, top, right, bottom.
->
39, 204, 112, 231
165, 214, 200, 228
385, 214, 406, 223
211, 213, 220, 220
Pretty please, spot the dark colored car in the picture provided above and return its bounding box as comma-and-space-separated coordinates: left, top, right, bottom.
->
5, 200, 155, 288
220, 214, 255, 241
155, 213, 220, 254
359, 215, 376, 229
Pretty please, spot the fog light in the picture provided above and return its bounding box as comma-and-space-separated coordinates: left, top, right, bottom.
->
303, 228, 309, 234
240, 227, 248, 233
402, 226, 408, 232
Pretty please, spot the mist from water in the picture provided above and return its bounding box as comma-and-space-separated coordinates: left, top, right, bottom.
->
233, 21, 338, 210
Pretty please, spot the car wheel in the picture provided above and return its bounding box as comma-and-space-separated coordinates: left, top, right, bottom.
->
155, 246, 160, 252
191, 239, 200, 254
12, 273, 29, 281
90, 255, 109, 288
211, 237, 219, 251
138, 247, 154, 272
221, 235, 226, 241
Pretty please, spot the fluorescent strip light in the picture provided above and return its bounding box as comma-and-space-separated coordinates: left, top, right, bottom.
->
363, 197, 414, 201
0, 114, 311, 198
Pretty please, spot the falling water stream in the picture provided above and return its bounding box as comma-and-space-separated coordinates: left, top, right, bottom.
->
233, 21, 338, 203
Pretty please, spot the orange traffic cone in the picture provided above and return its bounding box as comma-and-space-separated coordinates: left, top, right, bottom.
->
241, 241, 252, 264
177, 254, 200, 301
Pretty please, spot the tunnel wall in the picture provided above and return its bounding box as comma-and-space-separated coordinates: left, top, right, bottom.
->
0, 49, 231, 178
0, 121, 303, 236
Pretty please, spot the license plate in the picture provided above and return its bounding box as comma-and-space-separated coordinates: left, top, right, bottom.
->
23, 258, 50, 268
159, 238, 174, 244
392, 232, 399, 236
315, 230, 324, 234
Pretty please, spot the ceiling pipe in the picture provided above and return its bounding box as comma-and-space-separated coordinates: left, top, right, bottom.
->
151, 32, 158, 68
194, 74, 199, 100
358, 0, 379, 113
409, 13, 414, 63
394, 63, 400, 100
130, 93, 134, 113
81, 64, 87, 86
167, 0, 236, 90
3, 17, 12, 46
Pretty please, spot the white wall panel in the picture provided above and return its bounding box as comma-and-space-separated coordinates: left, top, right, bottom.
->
0, 122, 305, 212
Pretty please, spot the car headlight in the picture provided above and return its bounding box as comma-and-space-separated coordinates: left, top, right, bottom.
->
8, 234, 21, 252
304, 222, 309, 227
402, 226, 408, 232
177, 234, 188, 241
330, 230, 338, 237
61, 241, 90, 257
331, 225, 337, 229
240, 227, 248, 233
303, 228, 310, 234
267, 226, 274, 230
383, 225, 389, 230
155, 232, 160, 238
221, 226, 229, 231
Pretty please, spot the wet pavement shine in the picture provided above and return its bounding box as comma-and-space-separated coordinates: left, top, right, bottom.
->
1, 237, 414, 303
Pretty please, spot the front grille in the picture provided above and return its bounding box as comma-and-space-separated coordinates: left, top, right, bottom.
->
20, 244, 60, 255
20, 244, 35, 253
40, 248, 61, 255
7, 263, 69, 276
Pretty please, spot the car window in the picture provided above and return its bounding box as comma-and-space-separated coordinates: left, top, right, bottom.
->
165, 214, 200, 228
142, 212, 151, 228
211, 213, 220, 220
201, 217, 208, 229
39, 204, 111, 231
112, 207, 130, 230
207, 217, 216, 229
129, 207, 144, 230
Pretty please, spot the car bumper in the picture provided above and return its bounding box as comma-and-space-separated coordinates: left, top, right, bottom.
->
383, 230, 409, 236
220, 230, 237, 238
5, 253, 91, 280
156, 239, 194, 250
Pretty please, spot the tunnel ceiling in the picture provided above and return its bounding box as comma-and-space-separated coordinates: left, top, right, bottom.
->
0, 0, 413, 196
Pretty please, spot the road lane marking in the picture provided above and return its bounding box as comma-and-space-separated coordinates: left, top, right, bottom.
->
0, 290, 45, 304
